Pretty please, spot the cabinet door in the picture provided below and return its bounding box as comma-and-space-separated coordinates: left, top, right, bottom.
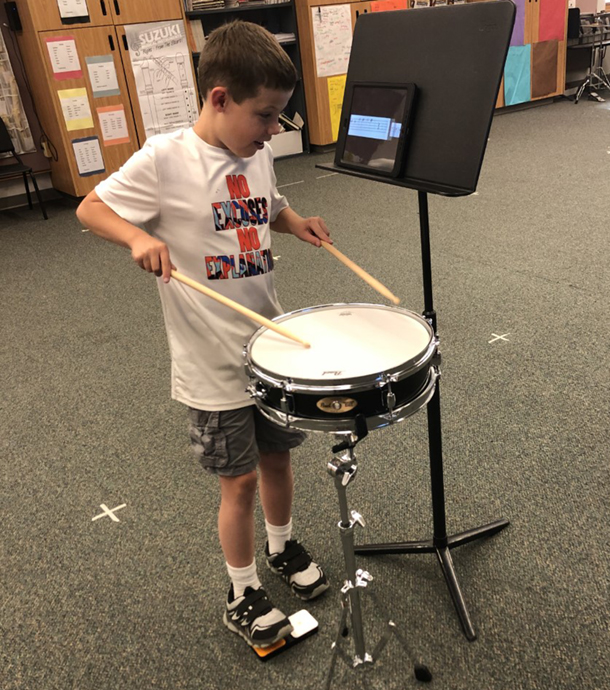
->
525, 0, 540, 44
16, 0, 112, 31
351, 1, 372, 27
108, 0, 183, 24
40, 26, 139, 196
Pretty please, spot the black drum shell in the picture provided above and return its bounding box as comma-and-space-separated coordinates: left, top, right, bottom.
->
256, 366, 431, 420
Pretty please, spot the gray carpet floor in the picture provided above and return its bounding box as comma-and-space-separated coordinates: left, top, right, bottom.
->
2, 96, 609, 690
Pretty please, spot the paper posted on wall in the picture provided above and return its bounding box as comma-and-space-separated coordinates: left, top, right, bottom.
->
124, 20, 199, 140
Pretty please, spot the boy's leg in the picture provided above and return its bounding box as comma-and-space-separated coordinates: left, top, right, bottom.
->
188, 406, 294, 648
258, 450, 293, 527
218, 470, 258, 567
255, 419, 329, 601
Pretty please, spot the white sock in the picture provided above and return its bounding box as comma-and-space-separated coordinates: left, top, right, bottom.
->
265, 518, 293, 556
226, 560, 261, 598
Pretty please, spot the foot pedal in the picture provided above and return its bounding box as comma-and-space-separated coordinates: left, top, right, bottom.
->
252, 610, 319, 661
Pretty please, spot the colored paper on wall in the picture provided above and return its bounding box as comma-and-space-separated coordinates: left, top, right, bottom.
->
510, 0, 526, 46
504, 45, 531, 106
58, 88, 93, 130
327, 74, 347, 142
45, 36, 82, 80
86, 55, 120, 97
538, 0, 566, 42
97, 105, 130, 146
72, 136, 105, 176
370, 0, 408, 11
532, 40, 558, 98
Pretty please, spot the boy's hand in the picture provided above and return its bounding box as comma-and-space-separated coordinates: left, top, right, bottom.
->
130, 234, 176, 283
290, 216, 331, 248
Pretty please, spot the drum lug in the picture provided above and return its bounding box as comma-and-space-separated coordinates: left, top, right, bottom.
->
432, 338, 442, 368
280, 380, 296, 416
377, 374, 397, 421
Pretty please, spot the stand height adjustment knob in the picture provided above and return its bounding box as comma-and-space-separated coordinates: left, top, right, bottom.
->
351, 510, 366, 528
355, 569, 373, 588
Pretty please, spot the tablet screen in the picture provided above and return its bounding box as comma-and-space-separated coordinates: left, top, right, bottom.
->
340, 85, 413, 175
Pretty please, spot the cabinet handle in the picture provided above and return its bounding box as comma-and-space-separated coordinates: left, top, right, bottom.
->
113, 0, 121, 15
122, 35, 128, 51
100, 0, 107, 15
108, 34, 115, 51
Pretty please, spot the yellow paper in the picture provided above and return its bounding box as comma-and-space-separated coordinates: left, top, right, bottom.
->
58, 87, 94, 131
327, 74, 347, 142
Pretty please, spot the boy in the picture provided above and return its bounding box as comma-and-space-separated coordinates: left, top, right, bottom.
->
76, 21, 331, 648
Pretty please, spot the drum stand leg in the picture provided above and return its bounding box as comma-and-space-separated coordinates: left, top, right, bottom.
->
324, 444, 431, 689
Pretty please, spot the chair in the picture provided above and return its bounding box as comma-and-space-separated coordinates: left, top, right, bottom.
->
0, 116, 48, 220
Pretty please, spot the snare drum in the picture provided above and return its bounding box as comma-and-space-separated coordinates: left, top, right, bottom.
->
244, 303, 439, 433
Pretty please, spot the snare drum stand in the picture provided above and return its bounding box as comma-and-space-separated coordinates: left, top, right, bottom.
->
324, 417, 431, 689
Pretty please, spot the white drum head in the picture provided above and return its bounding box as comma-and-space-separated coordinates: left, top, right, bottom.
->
249, 304, 433, 383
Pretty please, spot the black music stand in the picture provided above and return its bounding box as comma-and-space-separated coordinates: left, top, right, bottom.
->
317, 1, 515, 641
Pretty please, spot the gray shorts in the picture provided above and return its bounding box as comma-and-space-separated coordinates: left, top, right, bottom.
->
188, 405, 306, 477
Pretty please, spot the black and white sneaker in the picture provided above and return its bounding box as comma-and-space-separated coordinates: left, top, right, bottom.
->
266, 539, 329, 601
223, 585, 293, 648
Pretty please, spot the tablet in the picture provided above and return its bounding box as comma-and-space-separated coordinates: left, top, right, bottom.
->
335, 82, 417, 178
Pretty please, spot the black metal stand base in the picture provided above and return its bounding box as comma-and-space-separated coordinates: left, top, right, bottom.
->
350, 191, 512, 642
355, 518, 509, 641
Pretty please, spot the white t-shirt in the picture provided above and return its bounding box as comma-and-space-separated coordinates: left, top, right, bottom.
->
95, 128, 289, 411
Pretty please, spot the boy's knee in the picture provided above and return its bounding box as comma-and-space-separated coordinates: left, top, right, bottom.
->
259, 450, 291, 475
220, 469, 258, 502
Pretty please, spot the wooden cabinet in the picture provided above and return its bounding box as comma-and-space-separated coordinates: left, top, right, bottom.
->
21, 0, 110, 30
36, 26, 139, 195
19, 0, 183, 30
106, 0, 183, 25
13, 0, 193, 196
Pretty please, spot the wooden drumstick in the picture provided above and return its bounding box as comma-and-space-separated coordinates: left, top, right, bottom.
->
170, 270, 310, 348
321, 241, 400, 305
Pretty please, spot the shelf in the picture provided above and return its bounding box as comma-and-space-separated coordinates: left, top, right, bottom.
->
186, 2, 293, 18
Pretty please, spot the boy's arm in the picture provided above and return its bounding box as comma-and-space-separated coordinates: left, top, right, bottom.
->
270, 206, 331, 247
77, 191, 174, 283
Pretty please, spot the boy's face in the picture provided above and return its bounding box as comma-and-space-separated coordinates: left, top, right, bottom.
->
212, 86, 294, 158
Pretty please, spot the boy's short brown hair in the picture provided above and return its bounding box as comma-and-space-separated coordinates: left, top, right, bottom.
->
197, 21, 297, 103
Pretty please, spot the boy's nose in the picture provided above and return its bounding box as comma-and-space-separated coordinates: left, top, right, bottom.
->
269, 121, 282, 136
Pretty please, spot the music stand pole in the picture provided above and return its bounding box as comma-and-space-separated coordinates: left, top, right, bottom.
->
355, 191, 510, 641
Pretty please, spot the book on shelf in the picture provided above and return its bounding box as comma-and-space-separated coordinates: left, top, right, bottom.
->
279, 112, 303, 131
274, 32, 296, 43
188, 0, 226, 9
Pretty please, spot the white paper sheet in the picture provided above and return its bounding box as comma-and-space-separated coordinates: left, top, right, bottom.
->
58, 88, 93, 130
311, 5, 353, 78
124, 20, 198, 139
98, 105, 130, 145
72, 136, 105, 175
45, 37, 82, 79
86, 55, 120, 97
56, 0, 89, 19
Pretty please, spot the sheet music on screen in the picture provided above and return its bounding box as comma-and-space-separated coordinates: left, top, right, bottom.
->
342, 85, 410, 173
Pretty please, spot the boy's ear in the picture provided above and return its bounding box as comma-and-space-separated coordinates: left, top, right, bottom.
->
209, 86, 230, 112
